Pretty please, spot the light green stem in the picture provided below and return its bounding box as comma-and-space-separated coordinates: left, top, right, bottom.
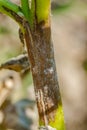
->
21, 0, 30, 20
21, 0, 33, 27
0, 0, 22, 14
35, 0, 50, 22
0, 0, 23, 22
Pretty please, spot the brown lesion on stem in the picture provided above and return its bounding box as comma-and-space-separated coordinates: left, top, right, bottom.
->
24, 19, 61, 125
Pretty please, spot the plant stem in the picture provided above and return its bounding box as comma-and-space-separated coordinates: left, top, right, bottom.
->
0, 0, 24, 26
23, 0, 65, 128
35, 0, 50, 23
23, 19, 64, 128
0, 0, 65, 129
21, 0, 33, 27
0, 0, 21, 14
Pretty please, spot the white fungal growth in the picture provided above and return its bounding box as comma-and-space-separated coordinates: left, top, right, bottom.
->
44, 67, 54, 74
48, 67, 54, 74
43, 85, 54, 107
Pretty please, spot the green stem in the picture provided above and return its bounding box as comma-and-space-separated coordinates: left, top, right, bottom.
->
35, 0, 50, 23
0, 0, 22, 14
21, 0, 33, 26
21, 0, 30, 19
0, 0, 24, 22
0, 0, 24, 29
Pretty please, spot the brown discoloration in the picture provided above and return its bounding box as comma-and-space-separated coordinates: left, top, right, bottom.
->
2, 6, 24, 26
24, 20, 61, 124
18, 28, 25, 45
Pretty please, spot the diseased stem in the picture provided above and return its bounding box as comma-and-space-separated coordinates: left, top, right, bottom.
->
0, 5, 24, 29
24, 20, 61, 125
22, 1, 63, 127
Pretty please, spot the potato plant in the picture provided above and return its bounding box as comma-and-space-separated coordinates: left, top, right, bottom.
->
0, 0, 65, 129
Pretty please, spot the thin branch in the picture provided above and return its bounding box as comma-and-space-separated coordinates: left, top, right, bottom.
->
0, 0, 25, 28
0, 0, 23, 15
